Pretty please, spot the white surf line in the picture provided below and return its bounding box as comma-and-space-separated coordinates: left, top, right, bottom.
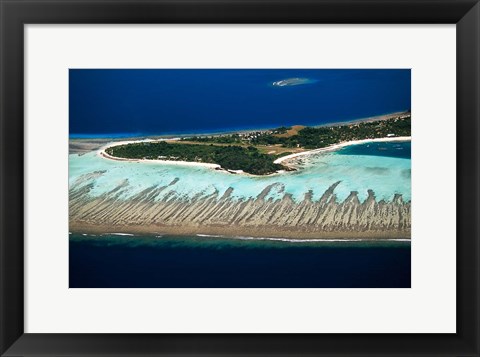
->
274, 136, 411, 164
195, 234, 410, 243
232, 236, 411, 243
105, 232, 136, 236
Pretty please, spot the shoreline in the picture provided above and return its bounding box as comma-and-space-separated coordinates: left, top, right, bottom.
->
69, 223, 411, 241
97, 135, 411, 174
274, 136, 412, 164
71, 232, 411, 243
99, 149, 285, 177
316, 111, 409, 128
69, 110, 410, 154
99, 149, 221, 169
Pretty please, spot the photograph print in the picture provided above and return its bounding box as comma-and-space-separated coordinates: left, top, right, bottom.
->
69, 69, 411, 288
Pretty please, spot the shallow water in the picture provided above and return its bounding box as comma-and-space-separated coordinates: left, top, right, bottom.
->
69, 141, 411, 203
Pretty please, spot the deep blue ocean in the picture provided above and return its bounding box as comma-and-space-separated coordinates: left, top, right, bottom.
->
69, 234, 411, 288
69, 69, 410, 136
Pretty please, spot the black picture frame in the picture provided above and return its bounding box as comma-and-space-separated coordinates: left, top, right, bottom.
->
1, 0, 479, 356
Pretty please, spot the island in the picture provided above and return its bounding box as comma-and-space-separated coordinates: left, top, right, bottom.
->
272, 77, 317, 87
102, 112, 411, 175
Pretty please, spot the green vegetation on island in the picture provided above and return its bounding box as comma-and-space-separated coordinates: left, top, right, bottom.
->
183, 115, 411, 149
105, 114, 411, 175
105, 142, 286, 175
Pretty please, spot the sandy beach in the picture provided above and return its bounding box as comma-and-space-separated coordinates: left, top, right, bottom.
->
98, 146, 289, 177
274, 136, 412, 165
99, 149, 221, 169
97, 140, 280, 175
97, 135, 412, 174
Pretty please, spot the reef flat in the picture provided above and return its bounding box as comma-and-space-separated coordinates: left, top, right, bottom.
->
69, 172, 410, 239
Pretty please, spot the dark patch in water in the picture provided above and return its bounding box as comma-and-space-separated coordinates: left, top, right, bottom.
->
401, 169, 411, 179
365, 167, 389, 175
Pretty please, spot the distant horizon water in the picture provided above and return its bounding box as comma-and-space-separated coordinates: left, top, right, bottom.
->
70, 69, 411, 137
69, 109, 411, 139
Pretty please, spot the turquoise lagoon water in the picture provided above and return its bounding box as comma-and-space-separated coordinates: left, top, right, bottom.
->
69, 141, 411, 203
